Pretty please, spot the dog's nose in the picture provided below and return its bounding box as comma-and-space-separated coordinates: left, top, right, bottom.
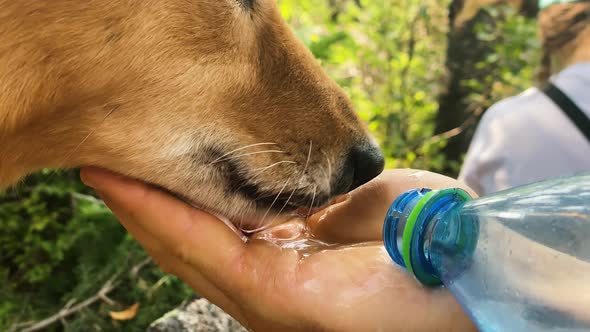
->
331, 143, 385, 195
349, 144, 385, 190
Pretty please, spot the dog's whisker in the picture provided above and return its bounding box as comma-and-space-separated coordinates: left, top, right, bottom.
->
211, 150, 287, 165
208, 142, 278, 165
317, 156, 330, 198
242, 200, 286, 235
303, 141, 313, 174
66, 107, 117, 168
259, 176, 291, 226
59, 108, 116, 169
270, 141, 313, 220
322, 151, 333, 199
251, 183, 308, 201
43, 107, 116, 184
307, 185, 317, 217
232, 160, 295, 194
251, 161, 296, 175
295, 140, 313, 189
276, 178, 299, 215
267, 171, 301, 226
240, 141, 313, 233
292, 141, 313, 209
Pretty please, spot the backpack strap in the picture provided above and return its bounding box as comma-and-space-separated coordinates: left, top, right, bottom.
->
542, 82, 590, 143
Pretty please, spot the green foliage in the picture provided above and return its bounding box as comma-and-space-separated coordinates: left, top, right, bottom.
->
282, 0, 452, 169
1, 170, 90, 286
466, 5, 540, 106
1, 1, 540, 331
1, 170, 193, 331
281, 0, 539, 171
483, 6, 540, 100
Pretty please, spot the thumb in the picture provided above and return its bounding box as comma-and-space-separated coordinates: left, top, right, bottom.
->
308, 169, 476, 244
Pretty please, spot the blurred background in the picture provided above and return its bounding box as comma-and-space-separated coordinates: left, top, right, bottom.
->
1, 0, 540, 331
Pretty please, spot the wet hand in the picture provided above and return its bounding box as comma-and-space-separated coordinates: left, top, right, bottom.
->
308, 168, 477, 243
81, 167, 477, 332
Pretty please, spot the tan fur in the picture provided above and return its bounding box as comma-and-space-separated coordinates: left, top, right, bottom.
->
0, 0, 377, 226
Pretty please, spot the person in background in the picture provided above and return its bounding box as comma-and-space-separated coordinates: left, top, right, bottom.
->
459, 0, 590, 195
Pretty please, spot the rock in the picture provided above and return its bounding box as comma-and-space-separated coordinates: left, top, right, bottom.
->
148, 298, 248, 332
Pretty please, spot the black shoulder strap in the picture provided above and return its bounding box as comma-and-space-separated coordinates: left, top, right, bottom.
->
542, 82, 590, 143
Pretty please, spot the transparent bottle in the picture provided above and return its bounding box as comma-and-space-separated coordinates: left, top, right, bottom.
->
383, 173, 590, 332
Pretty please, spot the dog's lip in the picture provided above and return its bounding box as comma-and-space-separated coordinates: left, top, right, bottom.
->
158, 185, 290, 229
152, 181, 334, 232
163, 189, 252, 239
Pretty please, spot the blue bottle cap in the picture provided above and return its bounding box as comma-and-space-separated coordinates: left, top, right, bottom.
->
384, 188, 473, 286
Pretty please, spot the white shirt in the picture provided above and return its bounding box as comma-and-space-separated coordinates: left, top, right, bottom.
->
459, 62, 590, 195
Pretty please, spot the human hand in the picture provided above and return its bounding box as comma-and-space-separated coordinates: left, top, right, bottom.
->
80, 168, 477, 332
308, 168, 478, 243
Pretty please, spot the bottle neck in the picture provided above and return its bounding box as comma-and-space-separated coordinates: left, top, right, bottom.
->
421, 199, 468, 277
383, 188, 474, 286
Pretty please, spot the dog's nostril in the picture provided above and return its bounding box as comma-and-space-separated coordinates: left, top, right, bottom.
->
349, 144, 385, 191
331, 143, 385, 196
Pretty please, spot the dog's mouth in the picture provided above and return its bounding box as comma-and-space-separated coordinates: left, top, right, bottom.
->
155, 168, 331, 234
146, 144, 337, 233
229, 182, 332, 231
221, 157, 332, 213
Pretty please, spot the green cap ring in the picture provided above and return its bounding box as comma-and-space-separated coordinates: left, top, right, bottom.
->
401, 188, 473, 285
401, 191, 435, 276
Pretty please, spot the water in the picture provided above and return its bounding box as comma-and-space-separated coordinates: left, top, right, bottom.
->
384, 173, 590, 332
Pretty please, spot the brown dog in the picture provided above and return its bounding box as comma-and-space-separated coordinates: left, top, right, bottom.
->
0, 0, 384, 228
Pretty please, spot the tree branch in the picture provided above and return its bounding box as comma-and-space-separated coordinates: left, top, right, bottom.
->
11, 257, 152, 332
426, 103, 484, 144
18, 276, 119, 332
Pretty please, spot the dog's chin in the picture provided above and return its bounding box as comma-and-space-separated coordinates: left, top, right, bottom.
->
162, 187, 330, 234
148, 174, 333, 234
154, 185, 286, 231
234, 205, 330, 234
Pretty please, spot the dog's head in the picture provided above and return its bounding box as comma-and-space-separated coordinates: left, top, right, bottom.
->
2, 0, 384, 228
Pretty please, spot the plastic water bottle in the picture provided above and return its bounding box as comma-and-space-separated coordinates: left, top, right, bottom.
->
383, 173, 590, 332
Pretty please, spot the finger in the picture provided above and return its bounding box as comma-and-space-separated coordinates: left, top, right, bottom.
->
145, 247, 247, 324
100, 195, 166, 253
308, 169, 476, 243
99, 194, 248, 323
80, 167, 249, 293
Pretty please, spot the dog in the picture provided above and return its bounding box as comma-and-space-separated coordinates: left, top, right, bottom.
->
0, 0, 384, 229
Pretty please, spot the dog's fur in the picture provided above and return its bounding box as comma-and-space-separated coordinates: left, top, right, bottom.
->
0, 0, 381, 227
